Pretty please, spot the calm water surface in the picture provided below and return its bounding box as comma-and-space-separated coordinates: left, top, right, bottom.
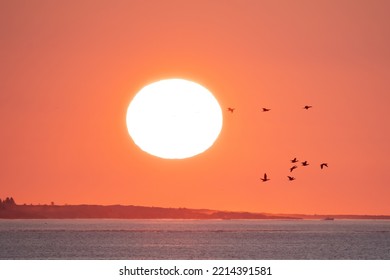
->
0, 219, 389, 259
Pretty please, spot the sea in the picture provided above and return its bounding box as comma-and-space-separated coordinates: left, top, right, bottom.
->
0, 219, 389, 260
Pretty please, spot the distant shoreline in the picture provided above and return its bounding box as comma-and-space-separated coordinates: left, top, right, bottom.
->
1, 204, 389, 220
0, 204, 297, 220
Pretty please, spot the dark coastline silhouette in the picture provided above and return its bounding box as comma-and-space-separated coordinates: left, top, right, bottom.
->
0, 198, 293, 219
1, 198, 389, 220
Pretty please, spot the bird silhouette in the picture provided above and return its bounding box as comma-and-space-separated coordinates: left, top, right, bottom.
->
227, 107, 235, 113
290, 165, 298, 172
262, 108, 271, 112
303, 105, 312, 110
260, 173, 270, 182
291, 157, 298, 163
302, 161, 309, 166
320, 163, 328, 169
287, 176, 295, 181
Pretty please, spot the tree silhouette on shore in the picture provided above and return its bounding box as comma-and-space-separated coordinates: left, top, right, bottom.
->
0, 197, 16, 209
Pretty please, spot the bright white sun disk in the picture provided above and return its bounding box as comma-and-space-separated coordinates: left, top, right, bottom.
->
126, 79, 223, 159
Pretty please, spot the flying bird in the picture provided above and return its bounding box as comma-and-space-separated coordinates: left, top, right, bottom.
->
287, 176, 295, 181
262, 108, 271, 112
320, 163, 328, 169
303, 105, 312, 110
302, 161, 309, 166
290, 165, 298, 172
227, 107, 235, 113
291, 157, 298, 163
260, 173, 270, 182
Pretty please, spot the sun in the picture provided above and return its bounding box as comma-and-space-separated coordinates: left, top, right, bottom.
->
126, 79, 223, 159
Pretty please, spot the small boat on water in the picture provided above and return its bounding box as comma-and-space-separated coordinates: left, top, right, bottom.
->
323, 217, 334, 221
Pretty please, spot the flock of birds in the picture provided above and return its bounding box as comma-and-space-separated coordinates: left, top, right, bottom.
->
260, 158, 328, 183
227, 105, 312, 114
227, 105, 328, 183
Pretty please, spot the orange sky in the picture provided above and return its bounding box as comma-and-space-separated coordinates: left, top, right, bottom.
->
1, 0, 390, 215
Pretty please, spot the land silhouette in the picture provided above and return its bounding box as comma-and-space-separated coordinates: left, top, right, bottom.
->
1, 197, 389, 220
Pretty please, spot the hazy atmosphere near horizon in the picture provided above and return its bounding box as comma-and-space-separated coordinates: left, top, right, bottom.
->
1, 0, 390, 215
